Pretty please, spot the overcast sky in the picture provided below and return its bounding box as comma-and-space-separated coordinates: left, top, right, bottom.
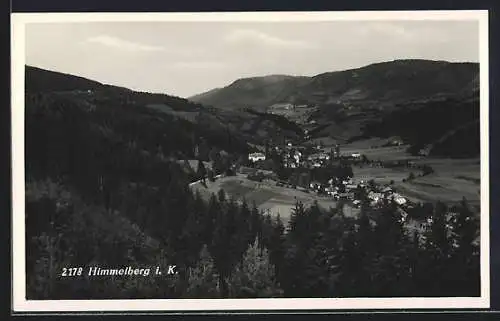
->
25, 20, 479, 98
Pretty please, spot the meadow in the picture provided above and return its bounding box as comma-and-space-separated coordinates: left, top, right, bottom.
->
344, 139, 481, 206
191, 174, 340, 224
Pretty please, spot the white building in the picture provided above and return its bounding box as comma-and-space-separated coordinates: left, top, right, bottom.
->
393, 196, 407, 205
248, 152, 266, 162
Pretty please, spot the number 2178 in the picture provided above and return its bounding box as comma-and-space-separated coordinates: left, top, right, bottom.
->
61, 267, 83, 277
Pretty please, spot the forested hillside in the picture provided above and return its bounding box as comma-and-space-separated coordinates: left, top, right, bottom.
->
360, 92, 480, 157
24, 66, 256, 298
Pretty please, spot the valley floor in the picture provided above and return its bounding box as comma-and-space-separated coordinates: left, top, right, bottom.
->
339, 139, 481, 207
191, 136, 481, 224
190, 173, 358, 224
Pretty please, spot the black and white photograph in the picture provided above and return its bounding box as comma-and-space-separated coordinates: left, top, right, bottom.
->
11, 10, 489, 312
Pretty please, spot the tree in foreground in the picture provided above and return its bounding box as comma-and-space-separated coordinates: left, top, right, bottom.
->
228, 238, 283, 298
184, 245, 220, 298
197, 159, 207, 184
447, 197, 480, 296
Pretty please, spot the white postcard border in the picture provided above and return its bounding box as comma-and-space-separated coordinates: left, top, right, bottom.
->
11, 10, 490, 312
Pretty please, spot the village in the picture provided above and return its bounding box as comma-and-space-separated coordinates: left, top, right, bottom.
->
242, 150, 442, 243
239, 138, 433, 233
248, 141, 406, 200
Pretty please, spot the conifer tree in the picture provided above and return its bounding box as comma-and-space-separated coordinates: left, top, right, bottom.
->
217, 188, 227, 206
452, 197, 479, 260
366, 201, 410, 296
260, 212, 274, 251
448, 197, 480, 295
250, 202, 262, 242
185, 245, 220, 298
236, 199, 252, 260
228, 238, 283, 298
269, 214, 286, 275
422, 201, 452, 295
427, 201, 451, 258
408, 230, 423, 296
204, 194, 219, 246
181, 191, 206, 268
196, 159, 207, 184
288, 201, 306, 235
335, 222, 362, 296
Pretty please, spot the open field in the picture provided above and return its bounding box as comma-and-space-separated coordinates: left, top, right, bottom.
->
353, 166, 410, 185
343, 137, 394, 150
311, 137, 422, 161
352, 155, 481, 206
412, 157, 480, 178
340, 139, 480, 205
190, 174, 344, 224
395, 158, 481, 206
307, 136, 340, 147
394, 178, 480, 206
341, 142, 421, 161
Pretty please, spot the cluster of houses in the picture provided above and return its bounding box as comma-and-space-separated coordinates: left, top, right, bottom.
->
278, 142, 326, 169
248, 142, 363, 172
308, 176, 356, 199
367, 186, 408, 206
285, 148, 341, 169
307, 152, 331, 168
307, 175, 409, 211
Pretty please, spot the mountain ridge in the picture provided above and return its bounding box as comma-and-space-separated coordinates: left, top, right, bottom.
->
189, 59, 479, 111
25, 65, 305, 148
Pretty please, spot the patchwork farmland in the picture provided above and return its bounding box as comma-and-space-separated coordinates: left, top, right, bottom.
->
190, 173, 348, 224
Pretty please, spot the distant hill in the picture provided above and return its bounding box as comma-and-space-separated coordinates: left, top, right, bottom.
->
189, 60, 478, 112
188, 87, 223, 104
189, 74, 310, 111
298, 59, 478, 107
190, 59, 479, 157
